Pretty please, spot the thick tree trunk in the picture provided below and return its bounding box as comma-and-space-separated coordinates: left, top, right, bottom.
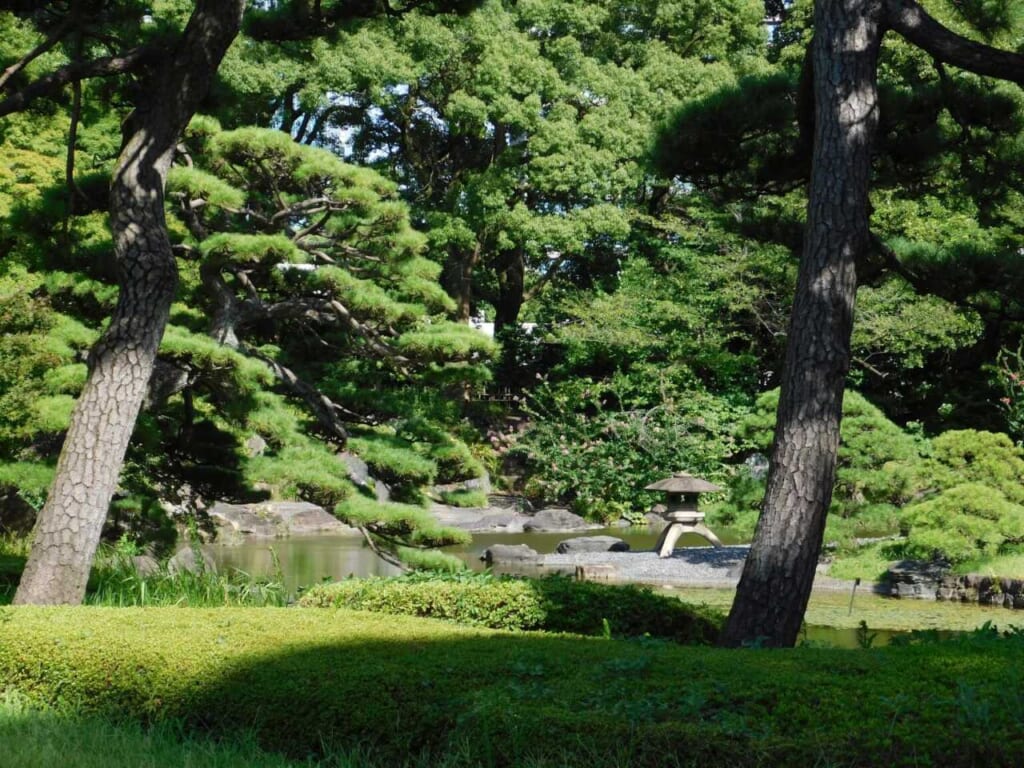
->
720, 0, 882, 647
15, 0, 244, 605
494, 246, 525, 334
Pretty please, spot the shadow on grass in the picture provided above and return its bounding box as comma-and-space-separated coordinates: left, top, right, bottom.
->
0, 554, 24, 604
4, 602, 1024, 767
179, 636, 1024, 767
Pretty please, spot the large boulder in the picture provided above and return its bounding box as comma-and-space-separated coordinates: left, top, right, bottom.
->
524, 507, 603, 533
131, 555, 160, 577
208, 503, 278, 538
433, 472, 493, 499
340, 451, 372, 488
209, 501, 358, 539
168, 546, 217, 575
487, 494, 532, 512
481, 544, 541, 566
430, 503, 531, 533
887, 560, 949, 600
555, 536, 630, 555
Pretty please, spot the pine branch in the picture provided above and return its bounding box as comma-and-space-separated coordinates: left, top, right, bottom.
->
244, 350, 355, 442
358, 525, 412, 572
886, 0, 1024, 84
0, 47, 153, 117
0, 14, 75, 91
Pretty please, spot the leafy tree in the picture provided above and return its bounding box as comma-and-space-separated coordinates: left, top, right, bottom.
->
216, 0, 764, 383
513, 382, 749, 522
0, 0, 481, 605
714, 389, 929, 544
714, 0, 1024, 646
1, 0, 246, 605
164, 121, 493, 564
900, 430, 1024, 564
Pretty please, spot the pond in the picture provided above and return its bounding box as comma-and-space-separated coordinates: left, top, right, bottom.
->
204, 525, 747, 591
204, 528, 1024, 649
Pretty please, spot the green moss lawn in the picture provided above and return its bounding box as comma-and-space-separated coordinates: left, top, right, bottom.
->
2, 606, 1024, 767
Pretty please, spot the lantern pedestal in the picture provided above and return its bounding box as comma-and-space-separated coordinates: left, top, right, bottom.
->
654, 514, 723, 558
644, 472, 724, 559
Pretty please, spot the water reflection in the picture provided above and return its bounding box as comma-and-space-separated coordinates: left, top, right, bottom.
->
206, 535, 403, 592
205, 526, 745, 592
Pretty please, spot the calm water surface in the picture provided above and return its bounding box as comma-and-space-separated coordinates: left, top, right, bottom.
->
205, 525, 754, 590
206, 526, 677, 591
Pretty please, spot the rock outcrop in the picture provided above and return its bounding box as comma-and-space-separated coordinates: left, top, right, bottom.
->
209, 501, 359, 540
555, 536, 630, 554
481, 543, 541, 566
524, 507, 603, 533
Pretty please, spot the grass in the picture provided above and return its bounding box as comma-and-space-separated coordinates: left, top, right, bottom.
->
4, 606, 1024, 766
825, 541, 898, 581
0, 539, 289, 608
86, 555, 289, 607
0, 697, 701, 768
0, 692, 696, 768
954, 551, 1024, 578
668, 586, 1024, 633
0, 691, 311, 768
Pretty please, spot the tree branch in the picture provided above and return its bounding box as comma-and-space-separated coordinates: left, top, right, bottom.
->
0, 47, 153, 118
244, 349, 355, 442
886, 0, 1024, 84
357, 525, 411, 572
0, 15, 75, 92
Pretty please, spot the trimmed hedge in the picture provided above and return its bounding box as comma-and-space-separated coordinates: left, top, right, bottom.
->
298, 574, 722, 644
2, 608, 1024, 767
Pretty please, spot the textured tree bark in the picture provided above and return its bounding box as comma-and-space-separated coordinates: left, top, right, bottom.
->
720, 0, 883, 647
15, 0, 245, 605
494, 246, 526, 334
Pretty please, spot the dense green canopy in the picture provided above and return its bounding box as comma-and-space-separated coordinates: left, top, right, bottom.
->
3, 0, 1024, 586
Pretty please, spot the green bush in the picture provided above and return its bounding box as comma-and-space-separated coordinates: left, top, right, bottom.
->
437, 488, 489, 508
3, 607, 1024, 766
299, 573, 721, 643
513, 384, 745, 521
901, 483, 1024, 564
713, 389, 928, 543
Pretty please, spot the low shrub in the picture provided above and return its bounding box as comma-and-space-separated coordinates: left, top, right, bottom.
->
901, 483, 1024, 564
300, 573, 722, 644
437, 488, 488, 508
3, 607, 1024, 766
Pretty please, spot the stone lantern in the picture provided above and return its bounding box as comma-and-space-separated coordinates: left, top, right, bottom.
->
645, 472, 724, 558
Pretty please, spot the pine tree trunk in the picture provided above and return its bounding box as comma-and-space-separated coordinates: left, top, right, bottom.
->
720, 0, 883, 647
14, 0, 244, 605
494, 246, 525, 334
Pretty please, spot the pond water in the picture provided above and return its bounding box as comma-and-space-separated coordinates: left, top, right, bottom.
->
203, 528, 1004, 649
204, 526, 746, 591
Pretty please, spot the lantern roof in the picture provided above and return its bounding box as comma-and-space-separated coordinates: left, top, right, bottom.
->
644, 472, 722, 494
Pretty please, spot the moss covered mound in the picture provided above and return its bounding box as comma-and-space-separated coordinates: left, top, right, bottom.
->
2, 607, 1024, 766
299, 574, 721, 644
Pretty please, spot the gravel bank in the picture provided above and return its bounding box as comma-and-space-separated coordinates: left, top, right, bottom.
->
541, 545, 749, 588
540, 545, 872, 593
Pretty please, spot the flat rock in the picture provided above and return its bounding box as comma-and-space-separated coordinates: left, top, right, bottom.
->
209, 501, 359, 539
887, 559, 950, 600
430, 503, 531, 533
481, 543, 541, 566
524, 507, 603, 533
168, 547, 217, 575
556, 536, 630, 554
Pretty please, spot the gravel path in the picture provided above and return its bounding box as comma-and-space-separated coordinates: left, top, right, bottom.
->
540, 545, 870, 593
541, 545, 749, 588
